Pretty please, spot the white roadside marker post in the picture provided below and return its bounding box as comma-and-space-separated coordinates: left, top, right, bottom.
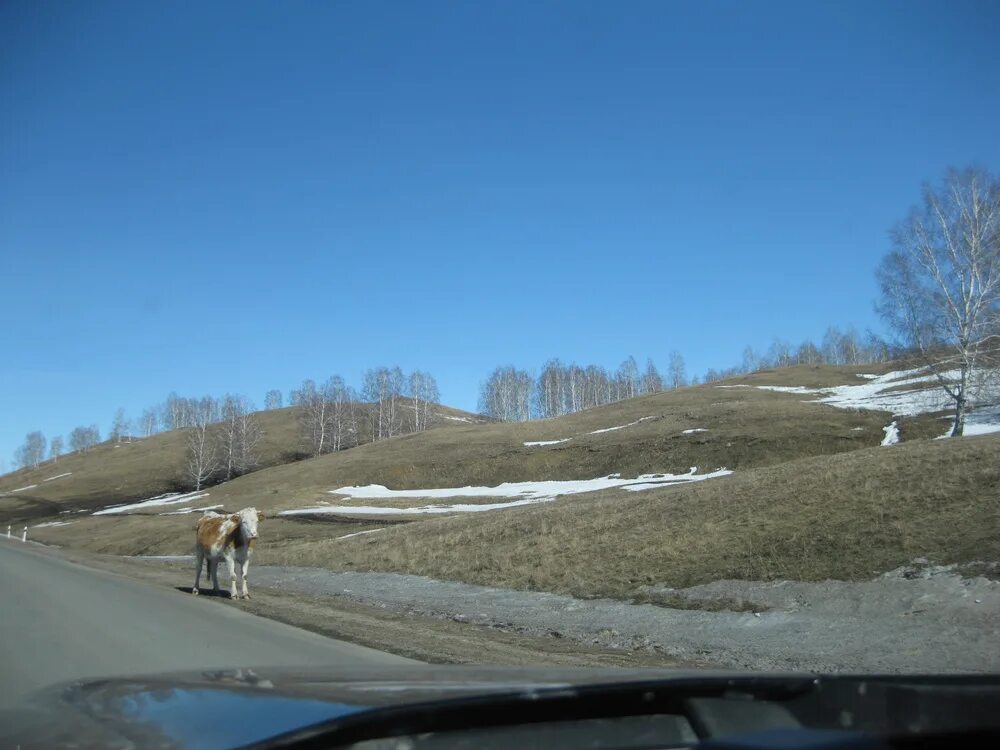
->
6, 524, 10, 538
22, 526, 27, 542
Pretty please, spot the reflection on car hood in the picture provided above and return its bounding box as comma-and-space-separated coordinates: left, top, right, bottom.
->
0, 664, 728, 749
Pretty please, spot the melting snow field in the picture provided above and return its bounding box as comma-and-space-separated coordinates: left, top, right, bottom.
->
93, 491, 210, 516
279, 468, 733, 517
32, 520, 76, 528
739, 368, 1000, 437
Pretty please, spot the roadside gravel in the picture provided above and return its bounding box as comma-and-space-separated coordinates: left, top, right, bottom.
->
242, 561, 999, 673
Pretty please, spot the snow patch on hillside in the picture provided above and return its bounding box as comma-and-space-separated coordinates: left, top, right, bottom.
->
740, 368, 1000, 436
280, 469, 732, 517
881, 422, 900, 446
94, 491, 210, 515
524, 439, 571, 447
936, 405, 1000, 438
589, 416, 656, 434
337, 528, 384, 540
33, 520, 76, 528
160, 504, 224, 516
682, 428, 708, 434
756, 386, 817, 394
9, 485, 37, 493
43, 472, 72, 482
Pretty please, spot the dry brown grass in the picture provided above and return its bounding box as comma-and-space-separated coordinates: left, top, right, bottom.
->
0, 401, 483, 521
12, 363, 996, 607
259, 433, 1000, 601
102, 365, 918, 519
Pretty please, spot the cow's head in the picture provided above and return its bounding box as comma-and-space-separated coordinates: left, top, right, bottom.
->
234, 507, 263, 540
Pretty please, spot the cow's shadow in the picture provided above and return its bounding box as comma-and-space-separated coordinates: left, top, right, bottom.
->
176, 586, 237, 598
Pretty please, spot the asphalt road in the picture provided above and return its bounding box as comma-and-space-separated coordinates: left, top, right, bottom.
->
0, 538, 417, 708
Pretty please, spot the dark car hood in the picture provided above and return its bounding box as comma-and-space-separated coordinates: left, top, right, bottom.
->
0, 664, 729, 749
6, 666, 999, 749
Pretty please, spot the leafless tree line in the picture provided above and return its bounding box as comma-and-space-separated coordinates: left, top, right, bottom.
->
479, 354, 686, 421
10, 392, 268, 488
11, 425, 101, 470
290, 367, 441, 456
10, 365, 440, 475
702, 326, 892, 383
292, 376, 357, 456
184, 395, 264, 490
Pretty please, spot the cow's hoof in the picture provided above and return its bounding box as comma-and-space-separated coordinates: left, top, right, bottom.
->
192, 588, 199, 596
230, 593, 238, 600
243, 593, 252, 600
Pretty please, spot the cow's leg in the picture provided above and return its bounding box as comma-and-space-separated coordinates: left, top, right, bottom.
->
193, 547, 203, 595
226, 552, 238, 599
209, 559, 220, 593
241, 558, 251, 599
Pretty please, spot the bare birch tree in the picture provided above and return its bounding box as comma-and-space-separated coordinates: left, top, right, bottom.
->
362, 367, 405, 441
290, 380, 317, 407
264, 389, 283, 410
877, 166, 1000, 436
796, 340, 823, 365
668, 351, 687, 389
480, 366, 533, 421
301, 376, 356, 455
767, 338, 793, 368
408, 370, 439, 431
741, 346, 760, 373
69, 425, 100, 453
640, 359, 664, 394
298, 380, 329, 455
536, 359, 565, 417
109, 408, 130, 443
139, 407, 159, 437
234, 403, 263, 473
479, 366, 533, 421
327, 376, 357, 451
218, 395, 262, 479
49, 435, 64, 462
15, 432, 46, 469
821, 327, 844, 364
186, 398, 218, 490
616, 356, 640, 400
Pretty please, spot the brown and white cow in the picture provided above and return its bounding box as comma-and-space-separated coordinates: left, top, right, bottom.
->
192, 507, 264, 599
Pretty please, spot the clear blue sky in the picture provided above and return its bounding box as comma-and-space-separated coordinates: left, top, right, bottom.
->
2, 0, 998, 469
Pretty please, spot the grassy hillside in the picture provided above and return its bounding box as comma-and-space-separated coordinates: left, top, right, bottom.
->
0, 400, 484, 520
300, 433, 1000, 599
124, 363, 950, 517
11, 361, 993, 604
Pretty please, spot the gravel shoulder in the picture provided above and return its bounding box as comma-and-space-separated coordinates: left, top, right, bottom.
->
239, 562, 998, 673
16, 543, 998, 673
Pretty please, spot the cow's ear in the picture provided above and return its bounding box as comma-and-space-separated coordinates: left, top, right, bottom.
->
258, 511, 265, 522
231, 514, 241, 524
